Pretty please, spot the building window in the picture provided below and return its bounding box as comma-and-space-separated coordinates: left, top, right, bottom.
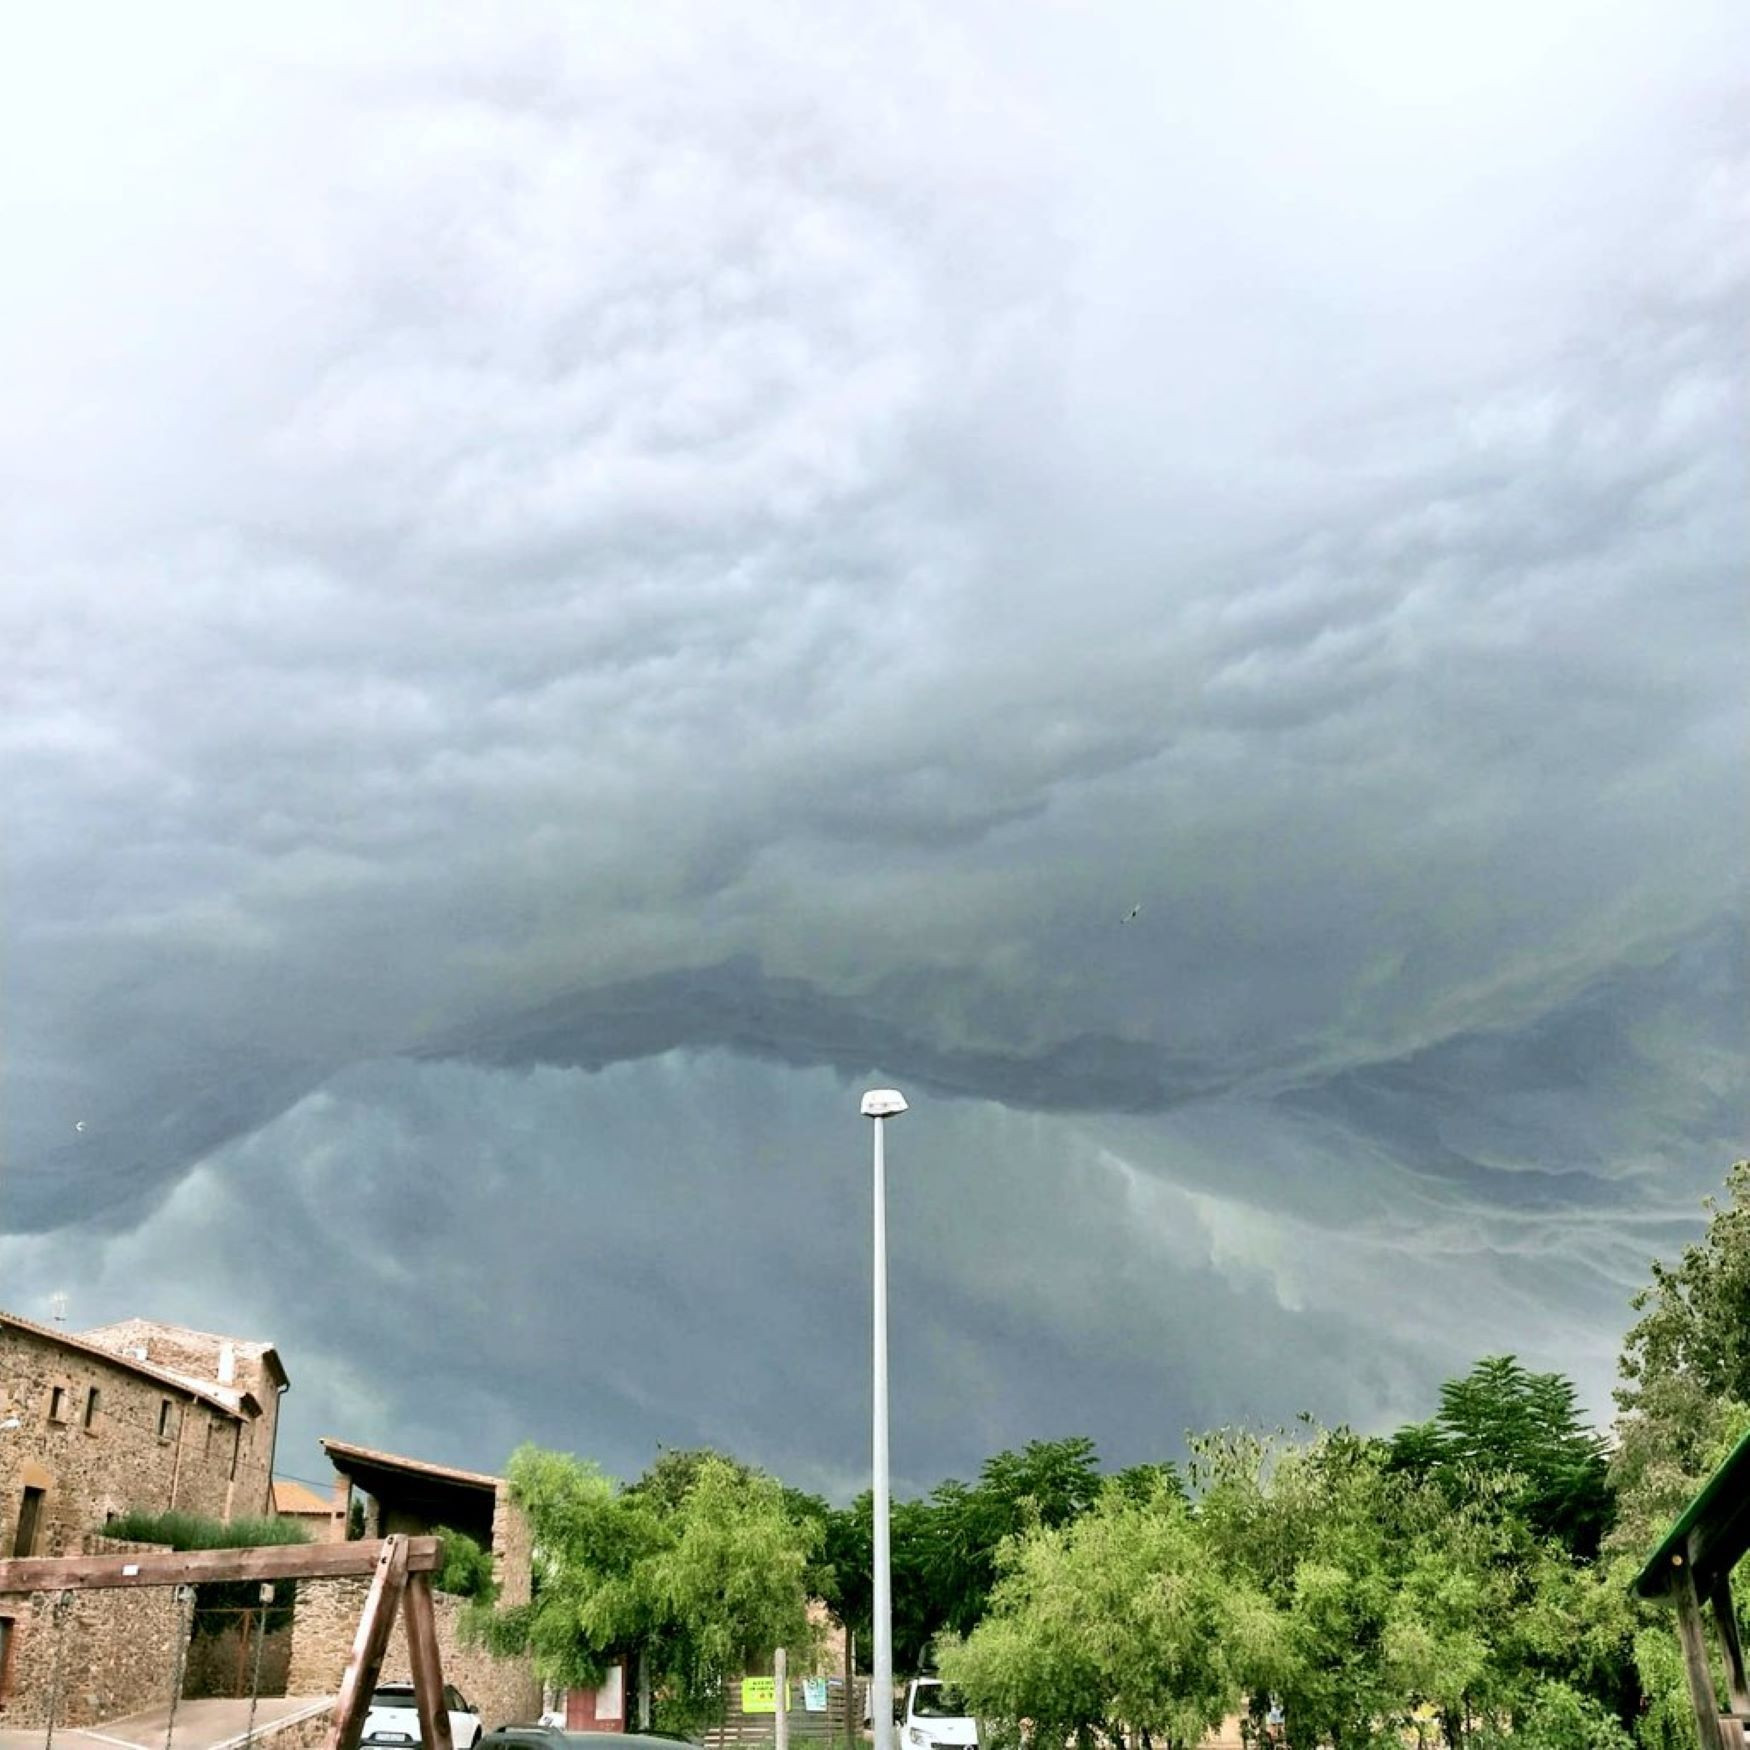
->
12, 1488, 45, 1558
0, 1615, 16, 1701
158, 1399, 175, 1439
48, 1387, 67, 1423
84, 1388, 101, 1431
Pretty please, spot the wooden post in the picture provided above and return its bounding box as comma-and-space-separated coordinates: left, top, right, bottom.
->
326, 1535, 411, 1750
1713, 1579, 1750, 1749
844, 1630, 856, 1750
775, 1647, 789, 1750
403, 1573, 456, 1750
1715, 1580, 1750, 1714
1675, 1561, 1729, 1750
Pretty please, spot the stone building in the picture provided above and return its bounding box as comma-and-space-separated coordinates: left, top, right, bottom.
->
287, 1440, 539, 1732
271, 1477, 346, 1543
0, 1311, 287, 1557
0, 1309, 288, 1728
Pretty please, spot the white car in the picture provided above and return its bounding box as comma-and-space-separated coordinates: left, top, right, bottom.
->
363, 1681, 482, 1749
901, 1679, 978, 1750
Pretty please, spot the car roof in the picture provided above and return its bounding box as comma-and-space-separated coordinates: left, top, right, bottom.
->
484, 1738, 689, 1750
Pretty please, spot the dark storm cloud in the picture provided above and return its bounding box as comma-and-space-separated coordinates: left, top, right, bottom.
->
2, 0, 1746, 1485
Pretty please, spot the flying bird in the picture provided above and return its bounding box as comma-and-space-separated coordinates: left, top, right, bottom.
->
74, 1120, 86, 1133
1123, 905, 1142, 922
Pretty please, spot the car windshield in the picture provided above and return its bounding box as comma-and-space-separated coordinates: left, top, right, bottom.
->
371, 1691, 416, 1709
912, 1686, 970, 1719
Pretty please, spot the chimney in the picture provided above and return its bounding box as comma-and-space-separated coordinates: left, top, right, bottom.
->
218, 1343, 236, 1386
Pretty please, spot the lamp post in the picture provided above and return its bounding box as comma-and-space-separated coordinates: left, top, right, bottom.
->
861, 1088, 907, 1750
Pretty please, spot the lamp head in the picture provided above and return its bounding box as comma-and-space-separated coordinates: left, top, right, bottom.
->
861, 1088, 908, 1119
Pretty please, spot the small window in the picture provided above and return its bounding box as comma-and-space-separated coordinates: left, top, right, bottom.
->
48, 1387, 67, 1422
158, 1399, 175, 1439
13, 1488, 45, 1558
0, 1615, 15, 1701
84, 1388, 100, 1431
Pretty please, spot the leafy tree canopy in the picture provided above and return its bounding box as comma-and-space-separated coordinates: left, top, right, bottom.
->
1612, 1159, 1750, 1553
474, 1444, 816, 1734
1386, 1355, 1612, 1557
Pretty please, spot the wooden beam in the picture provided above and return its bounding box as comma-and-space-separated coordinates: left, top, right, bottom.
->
403, 1573, 457, 1750
1676, 1559, 1730, 1750
327, 1535, 411, 1750
0, 1537, 441, 1594
1715, 1579, 1750, 1717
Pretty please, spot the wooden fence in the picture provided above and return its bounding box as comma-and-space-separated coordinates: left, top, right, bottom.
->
700, 1676, 868, 1750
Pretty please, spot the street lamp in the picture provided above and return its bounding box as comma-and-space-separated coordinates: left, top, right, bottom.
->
861, 1087, 907, 1750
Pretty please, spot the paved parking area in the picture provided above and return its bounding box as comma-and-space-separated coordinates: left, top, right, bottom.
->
0, 1695, 330, 1750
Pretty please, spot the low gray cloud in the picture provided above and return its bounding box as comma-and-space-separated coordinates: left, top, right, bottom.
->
2, 0, 1745, 1489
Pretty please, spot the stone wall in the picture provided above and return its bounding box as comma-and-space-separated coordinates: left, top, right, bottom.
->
490, 1487, 532, 1607
266, 1703, 337, 1750
77, 1321, 282, 1520
0, 1536, 183, 1729
288, 1577, 541, 1733
0, 1323, 262, 1555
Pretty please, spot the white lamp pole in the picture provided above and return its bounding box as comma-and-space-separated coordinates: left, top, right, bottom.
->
861, 1088, 907, 1750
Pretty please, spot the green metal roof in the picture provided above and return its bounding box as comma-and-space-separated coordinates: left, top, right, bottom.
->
1632, 1421, 1750, 1601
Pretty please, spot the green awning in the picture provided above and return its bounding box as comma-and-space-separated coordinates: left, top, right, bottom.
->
1632, 1421, 1750, 1601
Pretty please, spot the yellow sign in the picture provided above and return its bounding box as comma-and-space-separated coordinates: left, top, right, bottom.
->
741, 1679, 776, 1714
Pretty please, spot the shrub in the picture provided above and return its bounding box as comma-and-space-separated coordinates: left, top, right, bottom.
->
104, 1510, 312, 1550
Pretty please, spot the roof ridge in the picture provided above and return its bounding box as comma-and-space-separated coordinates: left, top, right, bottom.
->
321, 1436, 502, 1490
0, 1308, 244, 1418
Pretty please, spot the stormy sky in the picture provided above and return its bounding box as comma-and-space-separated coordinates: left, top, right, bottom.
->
2, 1, 1745, 1501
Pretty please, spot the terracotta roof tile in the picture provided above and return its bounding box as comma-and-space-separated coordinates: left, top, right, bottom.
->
273, 1477, 339, 1515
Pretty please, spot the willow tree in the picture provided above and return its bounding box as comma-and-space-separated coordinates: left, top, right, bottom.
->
472, 1445, 817, 1734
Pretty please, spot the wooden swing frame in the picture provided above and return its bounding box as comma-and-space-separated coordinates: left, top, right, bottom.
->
1633, 1424, 1750, 1750
0, 1535, 456, 1750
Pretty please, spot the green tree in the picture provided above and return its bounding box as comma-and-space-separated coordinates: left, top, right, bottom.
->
1474, 1679, 1634, 1750
434, 1526, 497, 1601
1607, 1161, 1750, 1746
1619, 1161, 1750, 1409
826, 1438, 1106, 1673
475, 1445, 817, 1734
1192, 1426, 1418, 1748
930, 1437, 1106, 1641
1612, 1160, 1750, 1553
1193, 1418, 1628, 1748
1388, 1356, 1613, 1558
824, 1492, 947, 1675
939, 1473, 1231, 1750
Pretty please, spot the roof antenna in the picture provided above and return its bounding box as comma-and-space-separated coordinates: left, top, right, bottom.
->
49, 1292, 68, 1327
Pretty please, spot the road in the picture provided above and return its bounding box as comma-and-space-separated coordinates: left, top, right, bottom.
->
0, 1695, 329, 1750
